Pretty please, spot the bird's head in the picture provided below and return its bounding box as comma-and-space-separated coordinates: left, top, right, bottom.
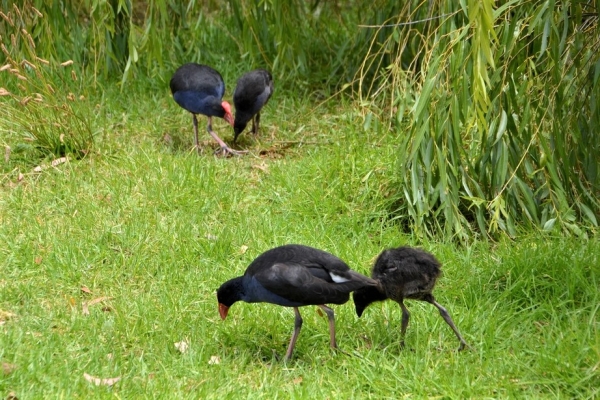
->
352, 284, 386, 317
352, 289, 369, 317
221, 101, 234, 126
233, 121, 248, 143
216, 277, 243, 320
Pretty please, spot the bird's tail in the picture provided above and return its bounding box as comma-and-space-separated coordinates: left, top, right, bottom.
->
348, 270, 378, 286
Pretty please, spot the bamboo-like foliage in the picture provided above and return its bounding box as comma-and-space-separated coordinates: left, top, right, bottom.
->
0, 2, 92, 162
0, 1, 227, 84
1, 1, 397, 89
227, 0, 383, 89
360, 0, 600, 240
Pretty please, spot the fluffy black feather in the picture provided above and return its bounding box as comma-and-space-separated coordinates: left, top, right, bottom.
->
353, 246, 469, 351
233, 69, 273, 142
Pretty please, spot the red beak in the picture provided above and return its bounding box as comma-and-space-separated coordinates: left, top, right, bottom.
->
221, 101, 234, 127
218, 303, 229, 320
224, 112, 234, 127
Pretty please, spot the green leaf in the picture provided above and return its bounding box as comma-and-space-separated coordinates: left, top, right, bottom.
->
543, 218, 556, 231
579, 203, 598, 226
494, 110, 507, 145
412, 57, 440, 123
565, 222, 583, 237
539, 18, 550, 59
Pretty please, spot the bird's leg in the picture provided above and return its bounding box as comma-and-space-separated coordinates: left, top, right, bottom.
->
426, 296, 469, 351
192, 114, 201, 155
252, 112, 261, 136
318, 305, 338, 350
285, 307, 303, 361
206, 117, 247, 157
398, 300, 410, 349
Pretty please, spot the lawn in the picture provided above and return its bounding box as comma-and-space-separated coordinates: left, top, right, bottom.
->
1, 79, 598, 398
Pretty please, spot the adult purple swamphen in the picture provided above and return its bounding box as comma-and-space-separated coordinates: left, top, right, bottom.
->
353, 246, 469, 351
170, 63, 244, 156
217, 244, 377, 361
233, 69, 273, 143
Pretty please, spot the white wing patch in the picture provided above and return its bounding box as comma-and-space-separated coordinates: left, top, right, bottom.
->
329, 272, 350, 283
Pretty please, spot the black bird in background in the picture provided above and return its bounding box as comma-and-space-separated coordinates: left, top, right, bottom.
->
217, 244, 377, 360
233, 69, 273, 143
353, 246, 469, 351
170, 63, 244, 156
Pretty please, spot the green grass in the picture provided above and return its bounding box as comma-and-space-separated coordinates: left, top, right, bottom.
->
1, 79, 598, 399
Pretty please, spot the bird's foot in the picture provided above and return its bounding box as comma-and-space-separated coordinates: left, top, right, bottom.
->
457, 342, 472, 352
207, 129, 247, 157
399, 340, 415, 352
214, 145, 248, 157
282, 350, 295, 363
333, 346, 352, 358
271, 349, 282, 362
346, 349, 365, 359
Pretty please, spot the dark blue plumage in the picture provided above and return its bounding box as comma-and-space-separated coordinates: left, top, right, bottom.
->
353, 246, 469, 351
170, 63, 243, 156
233, 69, 273, 143
217, 244, 377, 360
171, 64, 226, 114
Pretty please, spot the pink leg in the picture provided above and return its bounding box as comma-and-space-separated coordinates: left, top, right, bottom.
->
192, 114, 201, 155
398, 300, 410, 348
285, 307, 303, 361
206, 117, 247, 157
428, 297, 469, 351
319, 305, 338, 349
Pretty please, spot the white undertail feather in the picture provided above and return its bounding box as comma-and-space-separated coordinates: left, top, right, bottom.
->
329, 272, 350, 283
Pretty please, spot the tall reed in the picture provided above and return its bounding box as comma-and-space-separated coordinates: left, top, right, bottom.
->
0, 2, 92, 164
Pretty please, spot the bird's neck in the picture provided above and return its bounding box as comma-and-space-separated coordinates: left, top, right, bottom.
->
207, 100, 226, 118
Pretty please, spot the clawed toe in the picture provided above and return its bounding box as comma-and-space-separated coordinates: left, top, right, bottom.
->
214, 146, 248, 157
